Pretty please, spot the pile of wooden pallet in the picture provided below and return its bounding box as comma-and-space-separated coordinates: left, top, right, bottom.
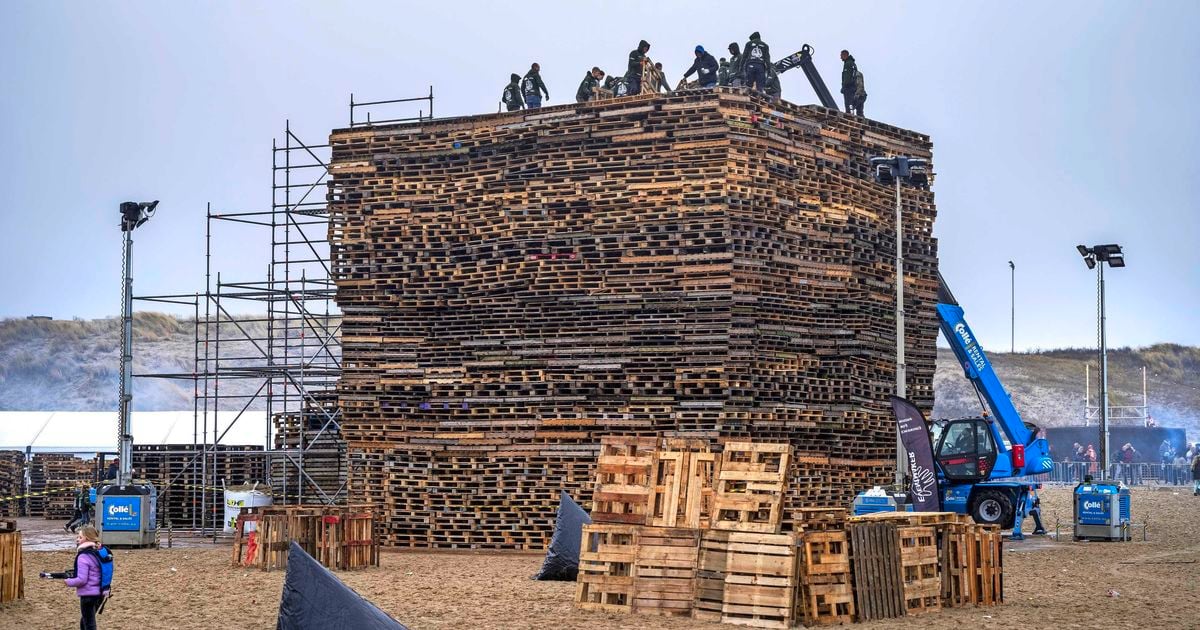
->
847, 511, 1003, 620
133, 444, 265, 528
0, 451, 24, 518
0, 520, 22, 604
230, 505, 379, 572
575, 438, 1002, 628
327, 88, 939, 549
28, 454, 90, 518
270, 392, 348, 504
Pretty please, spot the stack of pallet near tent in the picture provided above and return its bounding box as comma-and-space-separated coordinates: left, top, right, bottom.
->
0, 452, 24, 518
575, 437, 1002, 628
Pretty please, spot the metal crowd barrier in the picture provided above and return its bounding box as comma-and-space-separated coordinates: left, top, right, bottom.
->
1023, 462, 1198, 486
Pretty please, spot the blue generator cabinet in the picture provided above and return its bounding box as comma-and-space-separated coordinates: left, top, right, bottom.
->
1073, 481, 1131, 541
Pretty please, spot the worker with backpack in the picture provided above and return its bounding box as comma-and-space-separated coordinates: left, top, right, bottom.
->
41, 525, 113, 630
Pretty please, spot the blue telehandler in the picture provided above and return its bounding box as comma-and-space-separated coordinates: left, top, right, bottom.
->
891, 272, 1054, 534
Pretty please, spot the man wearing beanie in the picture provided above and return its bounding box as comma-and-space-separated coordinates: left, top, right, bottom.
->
682, 45, 719, 88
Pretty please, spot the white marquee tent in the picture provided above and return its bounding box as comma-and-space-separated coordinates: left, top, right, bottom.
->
0, 411, 268, 453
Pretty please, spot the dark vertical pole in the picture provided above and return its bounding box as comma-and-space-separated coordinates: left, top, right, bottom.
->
1009, 261, 1015, 353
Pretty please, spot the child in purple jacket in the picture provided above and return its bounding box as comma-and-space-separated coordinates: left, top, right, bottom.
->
43, 525, 108, 630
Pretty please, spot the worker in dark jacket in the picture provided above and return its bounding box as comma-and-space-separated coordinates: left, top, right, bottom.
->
521, 63, 550, 109
654, 62, 671, 93
717, 58, 730, 86
765, 65, 781, 99
840, 50, 865, 115
501, 73, 524, 111
726, 42, 744, 86
626, 39, 650, 95
682, 45, 719, 88
741, 32, 770, 92
576, 67, 606, 102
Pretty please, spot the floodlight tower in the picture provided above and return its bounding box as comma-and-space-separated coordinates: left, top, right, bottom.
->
1076, 243, 1125, 480
870, 156, 929, 486
98, 200, 161, 548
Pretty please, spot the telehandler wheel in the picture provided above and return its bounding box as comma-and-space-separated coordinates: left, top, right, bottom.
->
971, 489, 1015, 528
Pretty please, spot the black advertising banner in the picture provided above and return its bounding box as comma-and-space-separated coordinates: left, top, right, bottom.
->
890, 395, 941, 511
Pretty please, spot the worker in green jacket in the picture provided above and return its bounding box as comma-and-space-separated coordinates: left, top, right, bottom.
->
576, 67, 606, 103
741, 32, 770, 92
725, 42, 744, 86
626, 39, 650, 95
840, 50, 865, 115
521, 63, 550, 109
718, 58, 730, 86
501, 73, 523, 112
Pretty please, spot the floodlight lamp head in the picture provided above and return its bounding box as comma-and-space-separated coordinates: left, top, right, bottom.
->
1076, 244, 1091, 258
874, 163, 895, 185
119, 200, 160, 232
1084, 256, 1096, 270
1107, 254, 1125, 268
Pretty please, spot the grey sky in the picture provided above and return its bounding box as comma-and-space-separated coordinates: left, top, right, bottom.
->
2, 0, 1197, 352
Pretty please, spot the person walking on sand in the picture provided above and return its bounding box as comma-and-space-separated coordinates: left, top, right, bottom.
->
1191, 448, 1200, 496
42, 525, 113, 630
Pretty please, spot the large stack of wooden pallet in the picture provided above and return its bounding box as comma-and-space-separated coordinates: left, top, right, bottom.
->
0, 452, 24, 518
133, 444, 265, 527
328, 88, 938, 549
28, 454, 90, 518
270, 392, 348, 504
576, 438, 1001, 628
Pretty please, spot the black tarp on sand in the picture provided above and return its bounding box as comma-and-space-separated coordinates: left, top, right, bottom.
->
277, 542, 408, 630
532, 490, 592, 581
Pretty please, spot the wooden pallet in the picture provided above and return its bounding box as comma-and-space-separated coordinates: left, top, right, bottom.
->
592, 437, 657, 525
795, 507, 848, 533
576, 523, 639, 613
632, 526, 700, 617
797, 530, 855, 625
694, 529, 732, 622
711, 442, 790, 533
717, 530, 797, 629
0, 523, 21, 604
899, 526, 941, 615
648, 440, 718, 529
848, 521, 906, 621
941, 523, 1003, 607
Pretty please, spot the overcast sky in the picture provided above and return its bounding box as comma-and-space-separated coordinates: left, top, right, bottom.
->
2, 0, 1197, 352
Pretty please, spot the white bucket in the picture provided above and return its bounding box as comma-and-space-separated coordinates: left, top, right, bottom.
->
223, 484, 273, 533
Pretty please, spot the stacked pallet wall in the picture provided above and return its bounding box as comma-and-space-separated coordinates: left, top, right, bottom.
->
328, 89, 937, 548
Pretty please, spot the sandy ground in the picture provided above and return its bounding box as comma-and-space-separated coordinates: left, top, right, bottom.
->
1, 487, 1198, 630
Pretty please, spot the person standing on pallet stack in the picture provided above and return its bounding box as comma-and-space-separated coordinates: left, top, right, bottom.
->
840, 50, 867, 116
501, 73, 524, 111
654, 62, 672, 93
521, 63, 550, 109
681, 45, 719, 88
741, 32, 771, 92
625, 39, 650, 95
576, 67, 606, 102
724, 42, 744, 86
